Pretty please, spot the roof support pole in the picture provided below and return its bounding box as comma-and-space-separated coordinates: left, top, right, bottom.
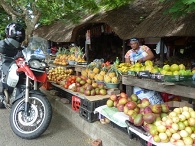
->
85, 42, 89, 64
122, 40, 125, 62
159, 38, 165, 67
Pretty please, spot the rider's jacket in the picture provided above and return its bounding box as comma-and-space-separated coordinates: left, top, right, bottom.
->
0, 38, 22, 57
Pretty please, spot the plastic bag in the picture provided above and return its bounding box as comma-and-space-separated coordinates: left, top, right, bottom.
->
133, 86, 164, 105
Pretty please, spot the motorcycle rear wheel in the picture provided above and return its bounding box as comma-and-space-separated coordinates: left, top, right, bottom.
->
9, 94, 52, 139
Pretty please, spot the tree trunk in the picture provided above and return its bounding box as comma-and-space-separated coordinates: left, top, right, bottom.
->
0, 0, 41, 45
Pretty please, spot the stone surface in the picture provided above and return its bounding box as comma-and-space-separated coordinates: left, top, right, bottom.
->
41, 88, 139, 146
0, 108, 93, 146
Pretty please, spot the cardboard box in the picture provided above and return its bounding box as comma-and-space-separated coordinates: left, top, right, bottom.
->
165, 101, 193, 108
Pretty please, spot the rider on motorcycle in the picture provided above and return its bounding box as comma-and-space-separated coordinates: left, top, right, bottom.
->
0, 22, 25, 104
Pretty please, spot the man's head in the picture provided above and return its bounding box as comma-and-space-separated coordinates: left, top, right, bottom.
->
129, 38, 139, 50
5, 22, 25, 43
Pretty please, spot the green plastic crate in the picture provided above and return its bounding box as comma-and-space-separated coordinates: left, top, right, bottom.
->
128, 71, 137, 76
179, 75, 192, 81
163, 75, 180, 82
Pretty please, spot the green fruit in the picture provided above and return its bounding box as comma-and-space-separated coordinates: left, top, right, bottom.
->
106, 99, 114, 107
134, 114, 144, 126
163, 65, 170, 71
170, 64, 179, 72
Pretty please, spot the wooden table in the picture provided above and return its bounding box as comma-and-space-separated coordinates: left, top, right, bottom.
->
51, 83, 110, 101
122, 75, 195, 100
74, 65, 87, 76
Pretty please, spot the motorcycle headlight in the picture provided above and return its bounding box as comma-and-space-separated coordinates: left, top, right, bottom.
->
29, 60, 46, 69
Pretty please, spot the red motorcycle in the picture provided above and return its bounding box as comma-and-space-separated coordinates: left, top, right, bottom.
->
0, 37, 52, 139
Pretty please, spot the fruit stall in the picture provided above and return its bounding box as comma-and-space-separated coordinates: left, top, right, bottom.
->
45, 45, 195, 146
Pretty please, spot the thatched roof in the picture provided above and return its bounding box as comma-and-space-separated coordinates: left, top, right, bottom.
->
33, 13, 103, 42
35, 0, 195, 42
129, 1, 195, 38
34, 0, 158, 42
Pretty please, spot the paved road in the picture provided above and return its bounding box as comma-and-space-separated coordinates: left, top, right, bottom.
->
0, 108, 93, 146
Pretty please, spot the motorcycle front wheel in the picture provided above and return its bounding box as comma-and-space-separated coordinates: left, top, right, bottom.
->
9, 94, 52, 139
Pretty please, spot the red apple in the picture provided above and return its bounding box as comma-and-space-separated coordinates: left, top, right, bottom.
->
141, 98, 150, 108
99, 89, 107, 95
84, 90, 91, 96
120, 92, 128, 98
80, 80, 86, 85
144, 106, 152, 114
75, 82, 81, 87
118, 97, 128, 105
106, 99, 114, 107
80, 76, 87, 81
139, 108, 145, 114
151, 104, 162, 114
127, 110, 135, 116
113, 100, 118, 107
123, 105, 129, 114
131, 94, 138, 102
110, 94, 117, 101
127, 97, 132, 102
98, 84, 104, 89
134, 107, 140, 113
76, 77, 81, 83
92, 82, 98, 88
76, 87, 80, 92
117, 104, 124, 112
95, 88, 100, 95
126, 101, 137, 110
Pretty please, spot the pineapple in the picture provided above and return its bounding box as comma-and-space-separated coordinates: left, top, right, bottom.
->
105, 64, 122, 83
88, 71, 96, 80
108, 72, 116, 78
81, 69, 88, 78
97, 74, 104, 81
100, 70, 106, 76
93, 67, 100, 74
104, 75, 111, 83
112, 77, 118, 83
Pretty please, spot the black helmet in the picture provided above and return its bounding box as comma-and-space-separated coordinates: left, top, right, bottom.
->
5, 22, 25, 43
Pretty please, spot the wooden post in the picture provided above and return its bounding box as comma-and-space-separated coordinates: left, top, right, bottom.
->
122, 40, 125, 62
85, 41, 89, 64
159, 38, 165, 67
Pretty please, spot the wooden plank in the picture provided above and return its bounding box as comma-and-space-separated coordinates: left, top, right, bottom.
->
51, 83, 110, 101
122, 75, 195, 99
74, 65, 87, 72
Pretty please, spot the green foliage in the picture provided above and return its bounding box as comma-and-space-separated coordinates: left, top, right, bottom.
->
98, 0, 133, 10
0, 8, 11, 39
0, 0, 133, 39
160, 0, 195, 17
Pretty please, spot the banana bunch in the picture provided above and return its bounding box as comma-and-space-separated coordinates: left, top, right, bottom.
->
117, 63, 132, 73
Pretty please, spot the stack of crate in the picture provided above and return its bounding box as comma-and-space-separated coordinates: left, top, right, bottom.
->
79, 98, 107, 123
72, 96, 81, 112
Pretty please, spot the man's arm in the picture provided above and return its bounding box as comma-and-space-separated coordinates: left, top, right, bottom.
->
144, 49, 154, 61
125, 58, 130, 63
137, 49, 154, 63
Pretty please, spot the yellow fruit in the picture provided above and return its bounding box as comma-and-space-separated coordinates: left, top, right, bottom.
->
81, 70, 88, 77
88, 71, 96, 80
145, 60, 153, 66
100, 71, 106, 76
108, 72, 116, 78
94, 74, 98, 81
104, 75, 111, 83
112, 77, 118, 83
134, 62, 142, 68
93, 68, 100, 74
97, 74, 104, 81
